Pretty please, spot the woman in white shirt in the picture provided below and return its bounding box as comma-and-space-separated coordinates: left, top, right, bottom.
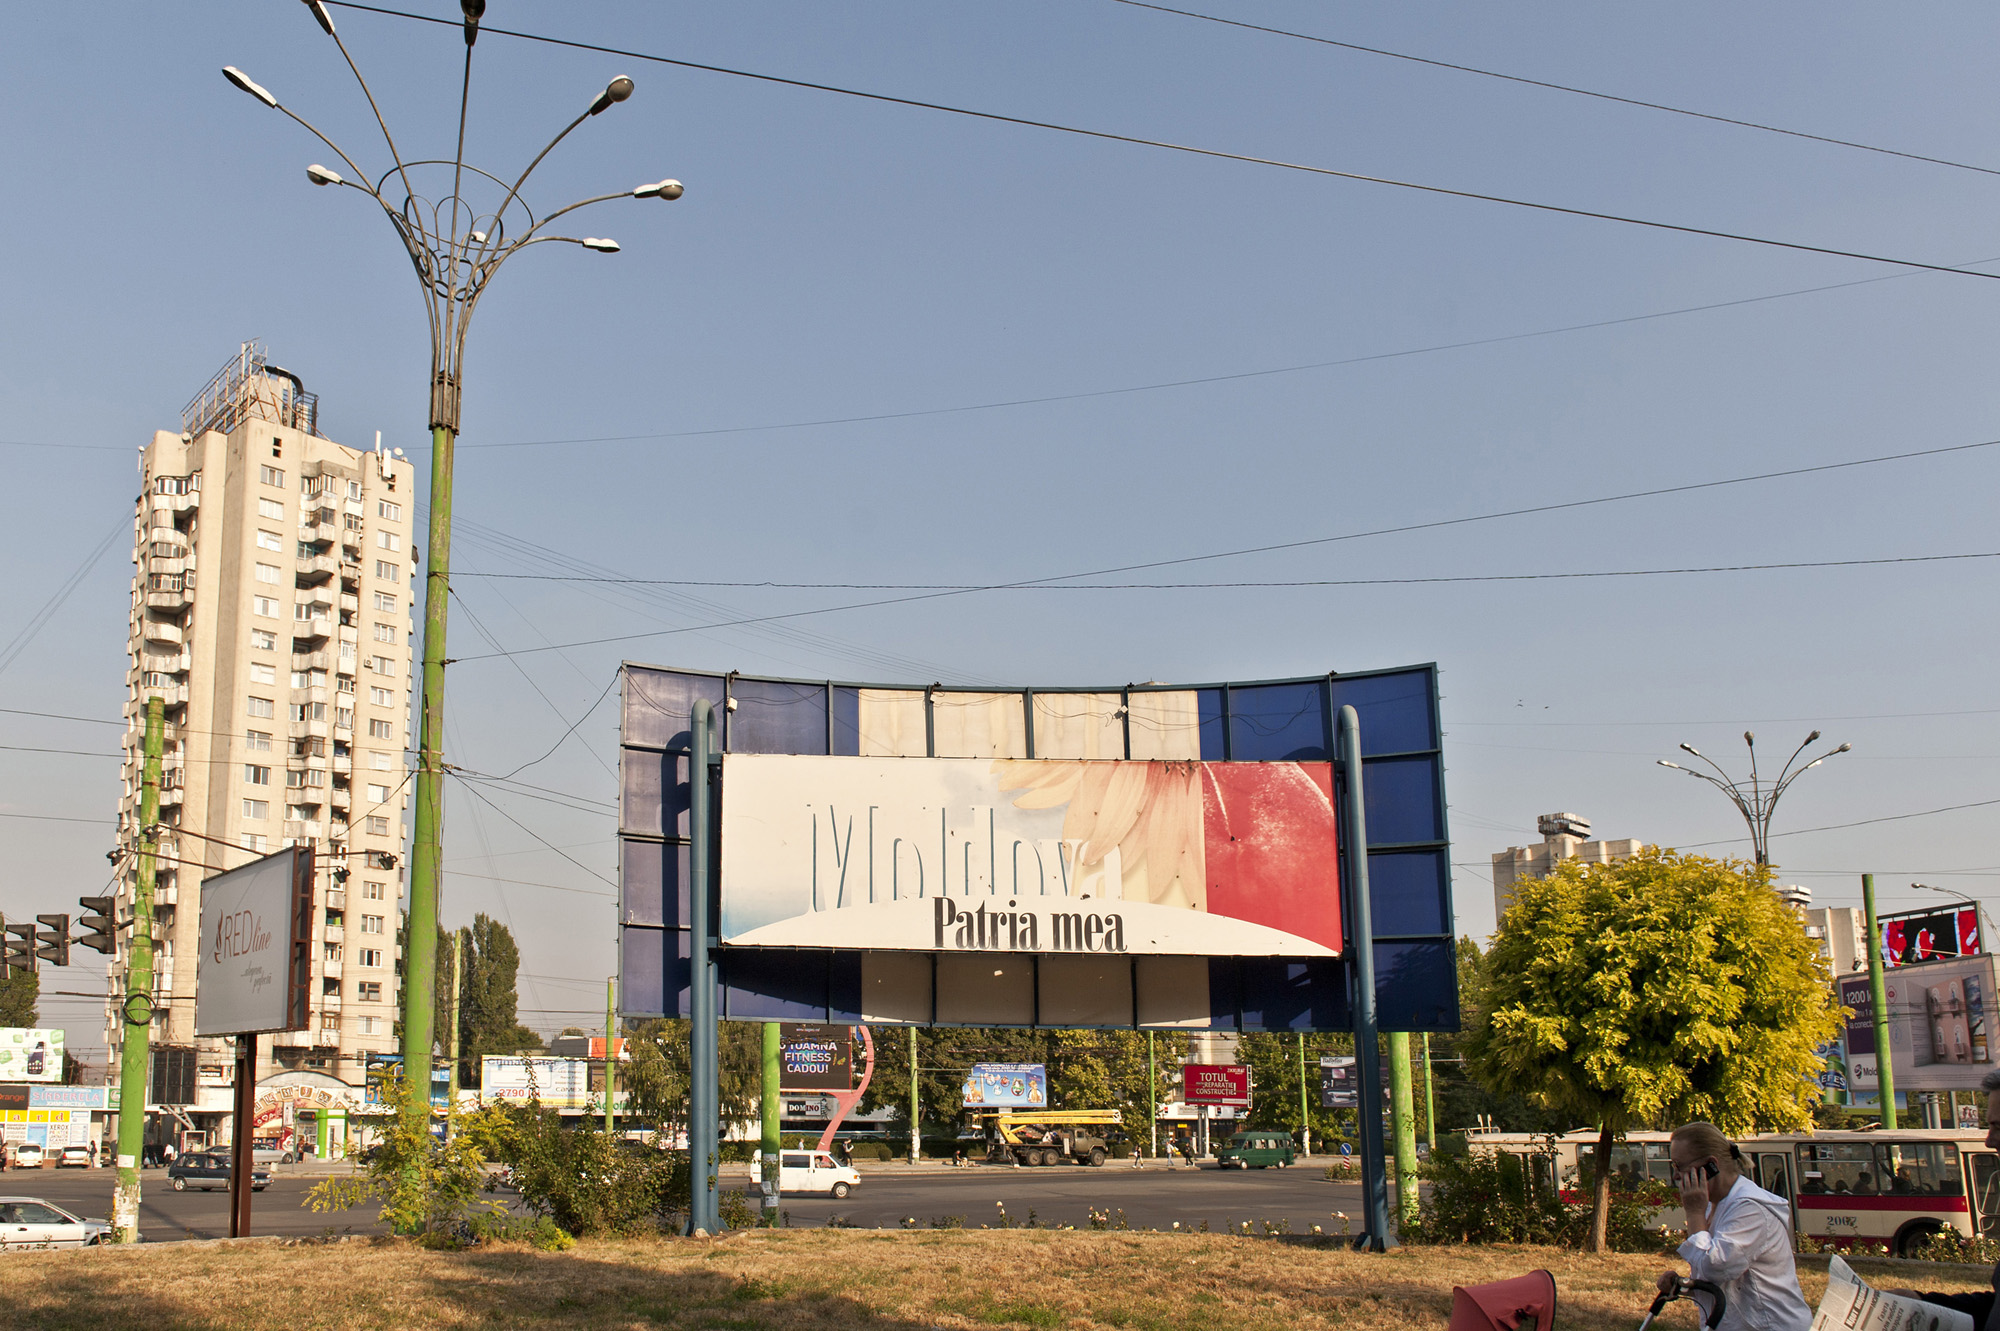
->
1657, 1121, 1811, 1331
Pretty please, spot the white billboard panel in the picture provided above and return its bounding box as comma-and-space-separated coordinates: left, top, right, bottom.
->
716, 753, 1342, 957
480, 1056, 626, 1111
0, 1028, 63, 1082
195, 846, 312, 1037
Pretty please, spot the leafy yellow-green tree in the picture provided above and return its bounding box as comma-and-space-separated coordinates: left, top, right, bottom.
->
1463, 849, 1841, 1252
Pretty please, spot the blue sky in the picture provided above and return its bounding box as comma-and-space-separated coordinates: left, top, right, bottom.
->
3, 1, 1997, 1058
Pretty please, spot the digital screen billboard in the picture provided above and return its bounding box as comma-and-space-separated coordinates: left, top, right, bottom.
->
617, 665, 1458, 1034
1880, 907, 1981, 968
779, 1023, 852, 1090
962, 1063, 1047, 1108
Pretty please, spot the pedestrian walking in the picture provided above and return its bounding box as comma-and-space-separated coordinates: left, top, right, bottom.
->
1656, 1121, 1810, 1331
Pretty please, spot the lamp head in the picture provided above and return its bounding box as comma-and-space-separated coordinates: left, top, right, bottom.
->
301, 0, 336, 35
1744, 731, 1755, 746
633, 179, 684, 200
588, 75, 635, 115
1834, 742, 1851, 754
1679, 743, 1701, 758
305, 164, 343, 187
1805, 729, 1822, 744
461, 0, 485, 46
222, 66, 279, 109
1657, 760, 1681, 770
580, 237, 621, 253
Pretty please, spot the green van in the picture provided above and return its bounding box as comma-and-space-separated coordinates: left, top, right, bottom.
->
1216, 1130, 1297, 1169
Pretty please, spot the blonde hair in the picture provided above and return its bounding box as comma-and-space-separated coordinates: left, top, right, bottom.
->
1672, 1122, 1743, 1166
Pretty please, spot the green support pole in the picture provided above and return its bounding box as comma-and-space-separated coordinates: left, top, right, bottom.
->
1388, 1031, 1419, 1227
1863, 873, 1897, 1129
1297, 1033, 1311, 1157
1420, 1033, 1436, 1151
908, 1027, 919, 1164
112, 696, 162, 1242
762, 1022, 781, 1222
606, 977, 619, 1138
1148, 1032, 1158, 1159
402, 421, 455, 1140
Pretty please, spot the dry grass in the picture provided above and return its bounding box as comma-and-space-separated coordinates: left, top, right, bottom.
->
0, 1231, 1987, 1331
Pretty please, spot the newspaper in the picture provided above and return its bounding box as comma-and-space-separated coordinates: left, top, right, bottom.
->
1811, 1255, 1975, 1331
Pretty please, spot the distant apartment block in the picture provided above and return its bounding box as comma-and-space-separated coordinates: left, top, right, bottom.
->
1490, 812, 1649, 920
110, 343, 416, 1103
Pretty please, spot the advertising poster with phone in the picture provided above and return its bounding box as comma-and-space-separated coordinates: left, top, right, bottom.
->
0, 1028, 63, 1082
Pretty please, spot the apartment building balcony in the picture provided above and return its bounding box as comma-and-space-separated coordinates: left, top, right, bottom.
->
141, 618, 184, 649
297, 585, 336, 615
154, 884, 178, 907
329, 786, 351, 812
339, 560, 362, 582
320, 994, 342, 1014
147, 491, 196, 522
331, 753, 352, 775
325, 887, 346, 912
283, 820, 323, 840
296, 552, 340, 584
147, 554, 189, 579
142, 646, 191, 675
322, 923, 344, 946
141, 681, 189, 706
144, 586, 192, 613
290, 717, 330, 741
303, 517, 341, 546
322, 958, 342, 979
293, 616, 332, 646
338, 591, 359, 615
293, 649, 331, 672
314, 1027, 341, 1047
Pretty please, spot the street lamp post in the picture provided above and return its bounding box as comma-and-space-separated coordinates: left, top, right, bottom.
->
225, 0, 682, 1135
1657, 730, 1851, 867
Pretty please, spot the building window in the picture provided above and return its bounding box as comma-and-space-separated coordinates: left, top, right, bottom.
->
361, 915, 384, 934
375, 530, 400, 552
344, 512, 365, 532
337, 675, 354, 695
373, 592, 397, 611
362, 881, 385, 901
366, 783, 391, 804
325, 943, 342, 962
260, 466, 285, 487
292, 668, 326, 689
295, 603, 324, 622
367, 656, 394, 676
252, 596, 279, 618
250, 628, 276, 651
249, 662, 276, 684
377, 500, 401, 521
369, 686, 393, 706
245, 730, 272, 751
339, 641, 356, 664
374, 560, 399, 582
358, 948, 383, 968
256, 530, 282, 551
368, 719, 394, 739
369, 750, 393, 770
242, 834, 268, 853
258, 497, 285, 520
366, 815, 390, 837
287, 804, 315, 822
254, 562, 281, 585
243, 799, 269, 820
347, 480, 363, 501
336, 706, 354, 730
359, 980, 382, 1000
373, 622, 397, 644
356, 1015, 381, 1035
244, 765, 271, 785
246, 696, 275, 718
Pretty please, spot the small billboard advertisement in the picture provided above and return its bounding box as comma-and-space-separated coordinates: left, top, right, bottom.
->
1318, 1055, 1393, 1109
1880, 906, 1981, 969
779, 1023, 852, 1091
194, 845, 312, 1037
480, 1056, 624, 1111
364, 1053, 450, 1108
962, 1062, 1047, 1108
1182, 1063, 1252, 1107
0, 1029, 63, 1083
717, 755, 1341, 957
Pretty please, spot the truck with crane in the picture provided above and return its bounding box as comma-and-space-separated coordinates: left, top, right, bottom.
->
979, 1109, 1124, 1166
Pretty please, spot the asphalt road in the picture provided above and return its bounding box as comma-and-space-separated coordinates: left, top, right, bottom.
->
4, 1161, 1373, 1241
3, 1166, 389, 1242
765, 1162, 1370, 1233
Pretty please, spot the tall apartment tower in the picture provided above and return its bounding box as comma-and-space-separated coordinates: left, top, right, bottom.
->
109, 343, 416, 1097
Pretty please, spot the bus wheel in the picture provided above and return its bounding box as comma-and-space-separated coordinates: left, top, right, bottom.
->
1895, 1223, 1947, 1259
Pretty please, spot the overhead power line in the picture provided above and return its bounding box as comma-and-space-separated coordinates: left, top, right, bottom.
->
453, 548, 2000, 591
455, 434, 2000, 662
326, 2, 2000, 283
1106, 0, 2000, 178
1679, 797, 2000, 849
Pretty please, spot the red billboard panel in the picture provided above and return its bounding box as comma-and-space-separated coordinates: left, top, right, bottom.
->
1881, 907, 1981, 968
1182, 1063, 1252, 1106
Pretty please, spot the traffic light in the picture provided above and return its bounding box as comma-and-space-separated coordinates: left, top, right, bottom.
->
1, 918, 34, 977
75, 896, 117, 955
34, 914, 69, 967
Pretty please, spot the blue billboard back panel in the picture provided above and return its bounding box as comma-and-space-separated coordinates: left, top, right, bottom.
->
617, 664, 1457, 1032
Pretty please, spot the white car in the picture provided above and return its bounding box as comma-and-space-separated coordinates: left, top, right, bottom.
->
753, 1149, 860, 1199
0, 1197, 119, 1249
57, 1147, 92, 1169
9, 1146, 43, 1170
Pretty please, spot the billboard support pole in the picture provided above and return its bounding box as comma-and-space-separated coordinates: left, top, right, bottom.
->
1388, 1032, 1418, 1225
229, 1033, 256, 1238
1338, 704, 1395, 1251
688, 699, 720, 1234
1421, 1033, 1436, 1150
761, 1022, 780, 1221
112, 694, 163, 1244
1863, 873, 1897, 1129
606, 976, 619, 1139
1147, 1033, 1158, 1160
908, 1026, 919, 1164
1297, 1034, 1311, 1157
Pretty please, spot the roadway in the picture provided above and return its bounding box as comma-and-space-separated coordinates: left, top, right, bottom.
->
4, 1161, 1375, 1241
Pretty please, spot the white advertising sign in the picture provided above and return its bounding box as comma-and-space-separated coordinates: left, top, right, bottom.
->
0, 1028, 64, 1082
195, 846, 310, 1037
717, 754, 1343, 957
480, 1056, 625, 1111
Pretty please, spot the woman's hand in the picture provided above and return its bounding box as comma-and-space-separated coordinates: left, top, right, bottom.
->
1657, 1271, 1682, 1296
1677, 1169, 1713, 1233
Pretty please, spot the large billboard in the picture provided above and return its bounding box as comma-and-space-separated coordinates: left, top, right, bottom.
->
1880, 906, 1981, 968
719, 755, 1340, 956
618, 666, 1458, 1034
1842, 954, 1997, 1093
779, 1023, 852, 1090
962, 1063, 1048, 1108
1182, 1063, 1252, 1107
479, 1056, 626, 1111
0, 1028, 63, 1082
194, 846, 313, 1037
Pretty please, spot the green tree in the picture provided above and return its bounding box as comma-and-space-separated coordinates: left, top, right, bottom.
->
0, 968, 38, 1027
1463, 849, 1842, 1251
1236, 1031, 1356, 1147
444, 915, 544, 1087
621, 1018, 763, 1140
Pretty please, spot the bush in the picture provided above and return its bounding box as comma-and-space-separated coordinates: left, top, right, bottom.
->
845, 1141, 895, 1162
469, 1211, 575, 1251
500, 1107, 689, 1237
1405, 1149, 1672, 1253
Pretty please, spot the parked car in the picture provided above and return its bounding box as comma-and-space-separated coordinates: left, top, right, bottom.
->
0, 1197, 119, 1248
1214, 1130, 1297, 1170
752, 1149, 860, 1199
56, 1147, 92, 1169
250, 1142, 298, 1166
167, 1152, 271, 1192
9, 1145, 43, 1170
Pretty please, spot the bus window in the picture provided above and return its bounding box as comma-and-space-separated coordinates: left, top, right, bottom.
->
1972, 1155, 2000, 1236
1800, 1143, 1877, 1195
1755, 1152, 1791, 1201
1876, 1143, 1963, 1197
1607, 1142, 1674, 1187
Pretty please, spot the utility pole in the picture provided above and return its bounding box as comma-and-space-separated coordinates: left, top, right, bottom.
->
606, 976, 618, 1138
1388, 1032, 1419, 1225
443, 931, 462, 1135
1147, 1032, 1158, 1160
1420, 1033, 1436, 1151
1297, 1033, 1311, 1157
761, 1022, 780, 1223
908, 1027, 919, 1164
1863, 874, 1897, 1129
112, 696, 162, 1243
